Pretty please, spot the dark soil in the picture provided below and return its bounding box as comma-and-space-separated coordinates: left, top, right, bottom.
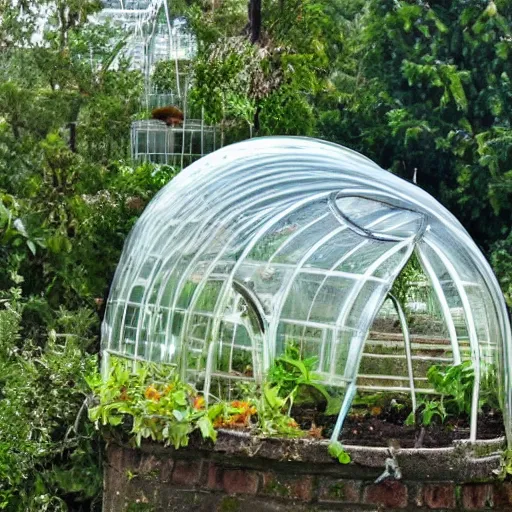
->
292, 405, 505, 448
337, 413, 504, 448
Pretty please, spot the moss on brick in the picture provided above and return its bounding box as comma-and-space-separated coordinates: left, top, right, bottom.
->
219, 496, 241, 512
455, 484, 462, 504
263, 477, 290, 497
141, 469, 160, 481
327, 482, 346, 499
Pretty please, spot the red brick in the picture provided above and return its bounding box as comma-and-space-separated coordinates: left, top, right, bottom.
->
223, 469, 259, 495
318, 478, 362, 503
424, 484, 456, 509
261, 473, 313, 502
462, 484, 494, 509
494, 482, 512, 509
364, 480, 408, 509
207, 463, 223, 490
137, 454, 173, 483
171, 459, 202, 486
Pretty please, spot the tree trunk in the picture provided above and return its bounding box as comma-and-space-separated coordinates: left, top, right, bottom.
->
248, 0, 261, 44
58, 4, 67, 51
68, 122, 77, 152
253, 104, 261, 133
12, 123, 20, 140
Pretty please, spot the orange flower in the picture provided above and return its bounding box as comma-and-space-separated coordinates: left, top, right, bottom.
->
288, 419, 299, 429
212, 401, 257, 430
193, 396, 205, 410
163, 383, 175, 395
119, 386, 130, 401
231, 400, 248, 410
231, 401, 256, 414
144, 385, 161, 401
308, 424, 323, 438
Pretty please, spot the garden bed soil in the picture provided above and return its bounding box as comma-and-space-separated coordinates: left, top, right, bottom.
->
292, 406, 505, 448
337, 413, 504, 448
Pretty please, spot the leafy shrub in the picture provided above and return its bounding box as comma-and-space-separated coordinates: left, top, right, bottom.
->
491, 231, 512, 308
88, 359, 217, 448
0, 295, 102, 511
406, 361, 501, 426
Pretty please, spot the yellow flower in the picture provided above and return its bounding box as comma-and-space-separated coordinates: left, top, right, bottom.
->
144, 385, 161, 401
193, 396, 205, 410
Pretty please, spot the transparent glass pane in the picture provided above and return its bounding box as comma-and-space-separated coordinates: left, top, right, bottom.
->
102, 137, 511, 444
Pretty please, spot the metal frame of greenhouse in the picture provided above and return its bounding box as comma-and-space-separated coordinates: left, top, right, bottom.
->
101, 137, 512, 447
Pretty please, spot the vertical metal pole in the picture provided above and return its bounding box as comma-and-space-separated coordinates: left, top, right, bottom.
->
388, 293, 417, 412
421, 240, 481, 442
101, 351, 111, 380
203, 341, 216, 405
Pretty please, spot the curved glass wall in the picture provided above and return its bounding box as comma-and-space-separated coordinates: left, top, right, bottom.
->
101, 137, 512, 445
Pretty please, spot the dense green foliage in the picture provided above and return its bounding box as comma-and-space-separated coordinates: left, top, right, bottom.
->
88, 356, 304, 445
0, 0, 510, 509
405, 361, 500, 427
0, 302, 101, 510
0, 2, 176, 508
89, 352, 350, 464
320, 0, 512, 259
88, 359, 218, 448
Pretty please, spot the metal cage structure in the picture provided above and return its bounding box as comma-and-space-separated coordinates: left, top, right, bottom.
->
101, 137, 512, 446
131, 119, 220, 166
95, 0, 197, 74
95, 0, 220, 163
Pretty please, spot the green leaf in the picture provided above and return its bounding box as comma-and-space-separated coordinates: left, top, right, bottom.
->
328, 441, 351, 464
446, 68, 468, 112
263, 384, 284, 410
173, 390, 188, 406
88, 405, 101, 422
107, 415, 124, 426
208, 403, 225, 421
172, 409, 184, 421
278, 356, 310, 380
197, 416, 217, 442
26, 240, 36, 255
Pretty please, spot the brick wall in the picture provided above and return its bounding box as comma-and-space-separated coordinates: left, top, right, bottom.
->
103, 432, 511, 512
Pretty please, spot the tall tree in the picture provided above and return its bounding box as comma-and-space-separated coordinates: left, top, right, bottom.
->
329, 0, 512, 252
248, 0, 262, 43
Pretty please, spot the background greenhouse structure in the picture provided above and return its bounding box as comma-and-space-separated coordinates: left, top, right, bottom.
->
131, 119, 221, 166
95, 0, 197, 73
95, 0, 220, 164
101, 137, 512, 445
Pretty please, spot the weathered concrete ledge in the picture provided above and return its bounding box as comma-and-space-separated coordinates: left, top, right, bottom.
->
104, 431, 511, 511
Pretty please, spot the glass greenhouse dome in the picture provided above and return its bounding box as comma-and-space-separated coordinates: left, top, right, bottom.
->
101, 137, 512, 445
95, 0, 196, 73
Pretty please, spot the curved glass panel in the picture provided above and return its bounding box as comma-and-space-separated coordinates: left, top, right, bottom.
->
102, 136, 512, 446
